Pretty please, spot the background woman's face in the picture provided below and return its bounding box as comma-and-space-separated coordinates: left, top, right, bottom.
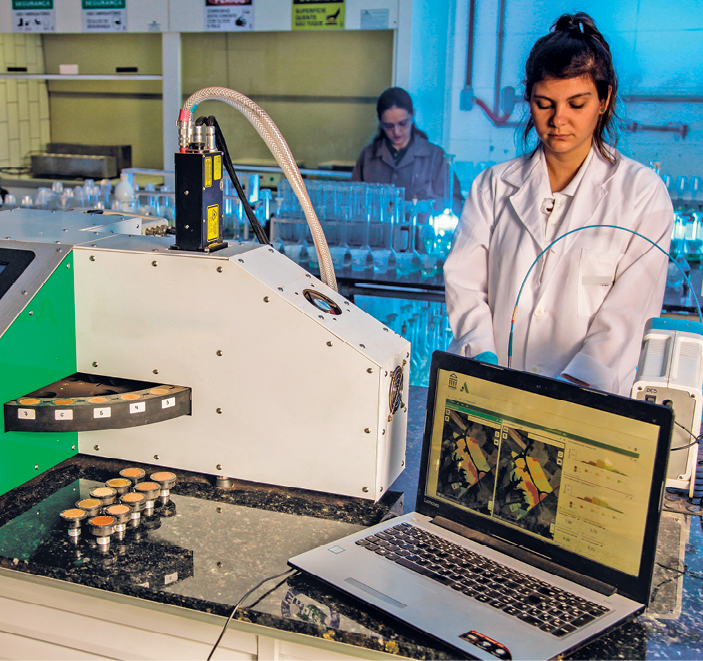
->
530, 75, 610, 161
380, 107, 413, 150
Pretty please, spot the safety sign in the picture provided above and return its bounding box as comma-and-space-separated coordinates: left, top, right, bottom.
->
12, 0, 55, 33
82, 0, 126, 32
292, 0, 344, 30
205, 0, 253, 31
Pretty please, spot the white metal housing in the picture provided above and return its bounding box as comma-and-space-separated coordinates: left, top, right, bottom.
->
632, 318, 703, 495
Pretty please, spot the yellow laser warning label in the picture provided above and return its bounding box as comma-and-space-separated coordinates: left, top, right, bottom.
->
204, 157, 212, 188
214, 154, 222, 180
207, 204, 219, 242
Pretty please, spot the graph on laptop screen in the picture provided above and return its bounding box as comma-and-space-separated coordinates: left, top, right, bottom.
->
425, 369, 661, 577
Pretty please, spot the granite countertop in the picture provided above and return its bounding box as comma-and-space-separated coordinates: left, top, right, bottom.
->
0, 386, 701, 660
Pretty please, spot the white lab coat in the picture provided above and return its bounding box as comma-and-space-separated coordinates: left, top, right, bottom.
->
444, 146, 673, 396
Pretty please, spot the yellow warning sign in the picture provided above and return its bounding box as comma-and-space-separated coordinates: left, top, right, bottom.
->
214, 154, 222, 181
207, 204, 219, 243
204, 156, 212, 188
292, 0, 344, 30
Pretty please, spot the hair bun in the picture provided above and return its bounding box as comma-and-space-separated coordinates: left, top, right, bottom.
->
552, 12, 609, 51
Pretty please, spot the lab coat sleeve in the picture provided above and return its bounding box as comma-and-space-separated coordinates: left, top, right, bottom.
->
444, 174, 498, 359
562, 174, 673, 392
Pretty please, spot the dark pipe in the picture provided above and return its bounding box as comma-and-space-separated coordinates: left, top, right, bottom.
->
465, 0, 475, 89
494, 0, 507, 115
625, 122, 689, 139
623, 96, 703, 104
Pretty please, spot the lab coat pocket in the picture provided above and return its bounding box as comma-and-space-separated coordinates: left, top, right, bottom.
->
577, 249, 622, 317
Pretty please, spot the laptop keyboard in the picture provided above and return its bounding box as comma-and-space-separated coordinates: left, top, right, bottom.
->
355, 522, 611, 638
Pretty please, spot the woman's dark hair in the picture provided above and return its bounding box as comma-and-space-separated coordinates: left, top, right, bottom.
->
522, 12, 618, 163
372, 87, 428, 148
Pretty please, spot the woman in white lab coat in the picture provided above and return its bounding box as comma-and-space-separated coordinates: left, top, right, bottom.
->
444, 12, 673, 396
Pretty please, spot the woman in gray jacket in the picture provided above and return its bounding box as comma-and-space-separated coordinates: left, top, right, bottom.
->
351, 87, 464, 214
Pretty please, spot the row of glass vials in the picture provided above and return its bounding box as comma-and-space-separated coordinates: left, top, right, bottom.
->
271, 179, 456, 278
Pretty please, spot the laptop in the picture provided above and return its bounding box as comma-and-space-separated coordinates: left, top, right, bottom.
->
289, 350, 673, 660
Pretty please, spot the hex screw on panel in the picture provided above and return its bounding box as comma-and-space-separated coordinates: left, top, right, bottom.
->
367, 368, 373, 373
89, 256, 95, 261
92, 361, 98, 367
94, 445, 100, 451
152, 261, 158, 267
153, 369, 159, 374
217, 266, 223, 273
216, 408, 222, 414
216, 350, 223, 356
362, 487, 369, 493
264, 296, 270, 302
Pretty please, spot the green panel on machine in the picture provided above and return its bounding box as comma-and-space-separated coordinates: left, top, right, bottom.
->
0, 252, 77, 497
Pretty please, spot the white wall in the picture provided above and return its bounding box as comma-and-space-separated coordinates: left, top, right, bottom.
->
437, 0, 703, 186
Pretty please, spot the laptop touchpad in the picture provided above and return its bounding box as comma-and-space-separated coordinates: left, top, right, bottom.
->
345, 565, 437, 608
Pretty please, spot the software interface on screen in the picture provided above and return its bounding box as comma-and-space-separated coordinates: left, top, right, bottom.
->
425, 369, 661, 577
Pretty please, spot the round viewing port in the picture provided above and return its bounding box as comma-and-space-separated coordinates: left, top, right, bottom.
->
303, 289, 343, 315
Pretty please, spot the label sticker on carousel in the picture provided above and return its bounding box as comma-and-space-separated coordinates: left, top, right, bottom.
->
93, 407, 112, 418
130, 402, 146, 414
164, 572, 178, 585
18, 409, 36, 420
162, 397, 176, 409
55, 409, 74, 421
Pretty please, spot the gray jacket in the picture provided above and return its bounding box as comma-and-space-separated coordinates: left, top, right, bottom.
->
351, 134, 464, 214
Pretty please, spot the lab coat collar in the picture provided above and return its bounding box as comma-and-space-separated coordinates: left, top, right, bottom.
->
503, 145, 620, 251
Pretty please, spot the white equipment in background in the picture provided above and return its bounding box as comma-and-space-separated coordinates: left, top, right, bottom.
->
632, 318, 703, 496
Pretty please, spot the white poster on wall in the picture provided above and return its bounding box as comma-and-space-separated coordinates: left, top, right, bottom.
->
12, 0, 55, 33
82, 0, 127, 32
205, 0, 253, 31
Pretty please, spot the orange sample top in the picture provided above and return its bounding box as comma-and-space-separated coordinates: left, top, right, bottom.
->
106, 478, 130, 488
151, 471, 176, 482
135, 482, 159, 492
106, 504, 130, 516
121, 492, 145, 502
61, 508, 86, 519
120, 468, 145, 477
77, 498, 101, 508
90, 516, 115, 526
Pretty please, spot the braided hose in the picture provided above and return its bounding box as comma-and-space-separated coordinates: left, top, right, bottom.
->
181, 87, 337, 291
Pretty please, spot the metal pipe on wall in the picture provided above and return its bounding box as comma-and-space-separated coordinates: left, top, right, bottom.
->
461, 1, 697, 135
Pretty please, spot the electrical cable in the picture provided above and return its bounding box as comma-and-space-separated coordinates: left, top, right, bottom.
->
672, 420, 703, 452
206, 568, 296, 660
508, 224, 703, 369
208, 115, 269, 245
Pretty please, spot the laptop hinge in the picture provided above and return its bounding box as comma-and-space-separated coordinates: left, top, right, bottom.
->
432, 516, 617, 597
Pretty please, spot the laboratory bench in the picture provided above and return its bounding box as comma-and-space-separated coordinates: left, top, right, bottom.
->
0, 386, 700, 660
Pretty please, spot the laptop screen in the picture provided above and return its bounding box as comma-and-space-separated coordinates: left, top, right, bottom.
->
418, 352, 672, 603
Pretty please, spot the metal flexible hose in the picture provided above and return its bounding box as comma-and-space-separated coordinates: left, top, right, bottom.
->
182, 87, 337, 291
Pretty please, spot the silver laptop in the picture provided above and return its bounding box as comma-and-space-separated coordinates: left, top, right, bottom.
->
289, 350, 673, 660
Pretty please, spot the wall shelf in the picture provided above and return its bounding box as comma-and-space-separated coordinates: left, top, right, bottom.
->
0, 74, 162, 81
